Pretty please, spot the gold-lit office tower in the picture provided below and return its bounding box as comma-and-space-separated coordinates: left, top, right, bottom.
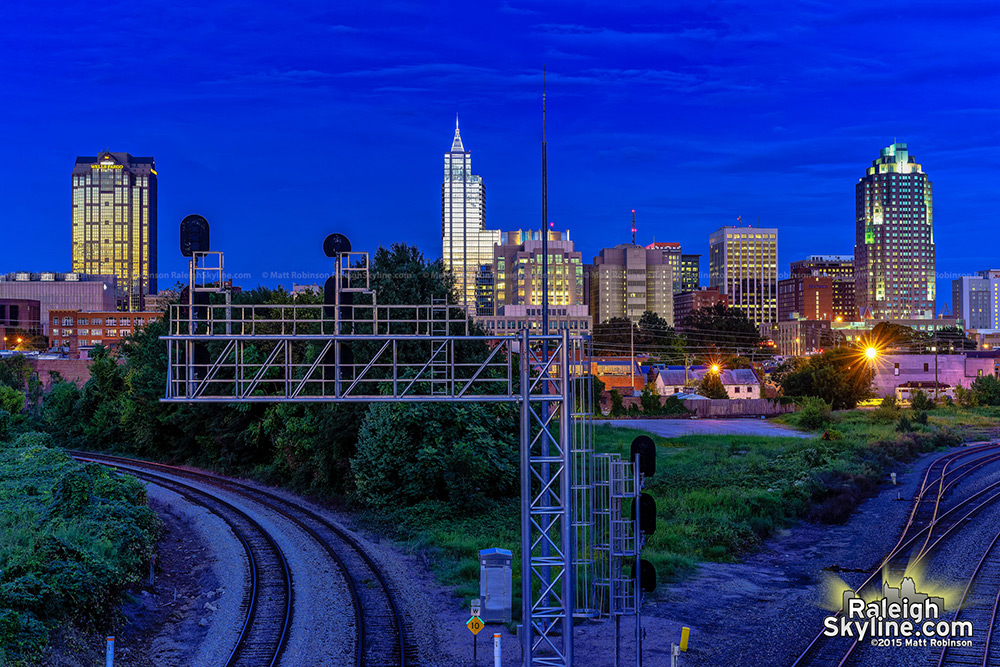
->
709, 226, 778, 327
71, 152, 157, 311
441, 119, 500, 316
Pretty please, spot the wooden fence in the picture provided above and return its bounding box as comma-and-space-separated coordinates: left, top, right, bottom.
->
681, 398, 797, 418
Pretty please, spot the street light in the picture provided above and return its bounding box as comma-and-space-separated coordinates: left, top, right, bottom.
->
710, 364, 720, 373
865, 347, 878, 360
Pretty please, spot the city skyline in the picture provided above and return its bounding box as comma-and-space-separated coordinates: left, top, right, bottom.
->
2, 3, 999, 310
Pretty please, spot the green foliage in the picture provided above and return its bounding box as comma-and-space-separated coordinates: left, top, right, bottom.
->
661, 396, 690, 416
779, 348, 873, 409
870, 395, 902, 424
955, 385, 978, 408
910, 389, 935, 411
723, 355, 753, 369
697, 372, 729, 399
796, 397, 832, 430
0, 444, 159, 662
896, 414, 912, 432
640, 383, 662, 414
682, 302, 766, 358
914, 411, 928, 426
0, 387, 25, 415
351, 402, 519, 508
609, 389, 625, 417
970, 375, 1000, 406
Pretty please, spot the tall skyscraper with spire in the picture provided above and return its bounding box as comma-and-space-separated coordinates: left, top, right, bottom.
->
441, 118, 499, 316
854, 142, 936, 320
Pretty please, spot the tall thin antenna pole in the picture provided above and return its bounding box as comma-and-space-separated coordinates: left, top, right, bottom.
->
542, 66, 549, 337
631, 209, 636, 245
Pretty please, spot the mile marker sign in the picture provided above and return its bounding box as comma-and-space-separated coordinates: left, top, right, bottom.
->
467, 616, 485, 635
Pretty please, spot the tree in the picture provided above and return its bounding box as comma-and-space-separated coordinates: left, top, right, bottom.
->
636, 311, 685, 362
640, 382, 662, 414
910, 389, 935, 411
609, 389, 625, 416
779, 348, 874, 409
869, 322, 921, 353
351, 402, 519, 508
0, 386, 25, 414
697, 371, 729, 399
592, 317, 635, 356
933, 326, 976, 353
682, 302, 766, 359
723, 355, 753, 369
970, 375, 1000, 406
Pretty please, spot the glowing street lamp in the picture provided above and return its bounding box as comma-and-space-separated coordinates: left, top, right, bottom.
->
710, 364, 720, 373
865, 347, 878, 360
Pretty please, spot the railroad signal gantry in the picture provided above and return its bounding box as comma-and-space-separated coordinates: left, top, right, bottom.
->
164, 222, 653, 666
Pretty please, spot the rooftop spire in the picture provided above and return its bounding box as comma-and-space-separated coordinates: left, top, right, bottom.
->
451, 113, 465, 152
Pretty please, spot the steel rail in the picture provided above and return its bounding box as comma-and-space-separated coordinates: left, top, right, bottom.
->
73, 451, 411, 667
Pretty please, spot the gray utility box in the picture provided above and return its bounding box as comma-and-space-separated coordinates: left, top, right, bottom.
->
479, 548, 513, 624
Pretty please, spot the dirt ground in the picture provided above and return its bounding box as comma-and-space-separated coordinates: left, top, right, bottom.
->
39, 498, 219, 667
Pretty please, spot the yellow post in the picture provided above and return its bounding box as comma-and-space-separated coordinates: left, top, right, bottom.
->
680, 626, 690, 652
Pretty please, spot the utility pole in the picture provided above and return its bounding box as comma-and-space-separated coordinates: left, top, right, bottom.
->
933, 326, 939, 401
630, 320, 635, 393
630, 208, 636, 395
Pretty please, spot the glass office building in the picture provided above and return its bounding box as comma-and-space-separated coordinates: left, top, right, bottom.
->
854, 142, 935, 320
708, 226, 778, 327
71, 152, 157, 312
441, 120, 500, 316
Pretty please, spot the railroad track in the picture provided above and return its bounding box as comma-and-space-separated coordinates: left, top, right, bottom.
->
72, 451, 415, 667
91, 462, 293, 667
791, 443, 1000, 667
935, 526, 1000, 667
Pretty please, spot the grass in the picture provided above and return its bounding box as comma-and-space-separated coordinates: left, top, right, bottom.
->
361, 414, 967, 611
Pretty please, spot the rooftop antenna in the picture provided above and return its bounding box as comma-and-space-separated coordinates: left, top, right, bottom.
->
631, 209, 636, 245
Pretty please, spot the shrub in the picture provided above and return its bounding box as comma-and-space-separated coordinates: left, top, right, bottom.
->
870, 396, 902, 424
797, 397, 832, 430
661, 396, 690, 416
11, 432, 54, 449
970, 375, 1000, 406
821, 429, 844, 441
941, 395, 955, 407
914, 411, 928, 425
910, 389, 935, 411
640, 383, 662, 415
955, 386, 978, 408
0, 386, 25, 415
352, 402, 519, 508
609, 389, 625, 417
896, 414, 912, 432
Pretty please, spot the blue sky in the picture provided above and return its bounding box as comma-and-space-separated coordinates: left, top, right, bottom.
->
2, 1, 999, 310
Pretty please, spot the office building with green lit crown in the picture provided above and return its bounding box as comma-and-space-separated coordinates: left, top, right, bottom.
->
854, 142, 935, 320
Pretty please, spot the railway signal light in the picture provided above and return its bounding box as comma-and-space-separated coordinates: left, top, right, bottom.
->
180, 214, 210, 257
631, 493, 657, 536
630, 435, 656, 477
628, 558, 657, 594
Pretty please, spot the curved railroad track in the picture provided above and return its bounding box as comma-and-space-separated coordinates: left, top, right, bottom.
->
791, 443, 1000, 667
72, 451, 414, 667
935, 525, 1000, 667
90, 461, 294, 667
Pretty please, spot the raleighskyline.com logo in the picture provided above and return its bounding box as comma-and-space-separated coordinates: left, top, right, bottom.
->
823, 578, 973, 648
